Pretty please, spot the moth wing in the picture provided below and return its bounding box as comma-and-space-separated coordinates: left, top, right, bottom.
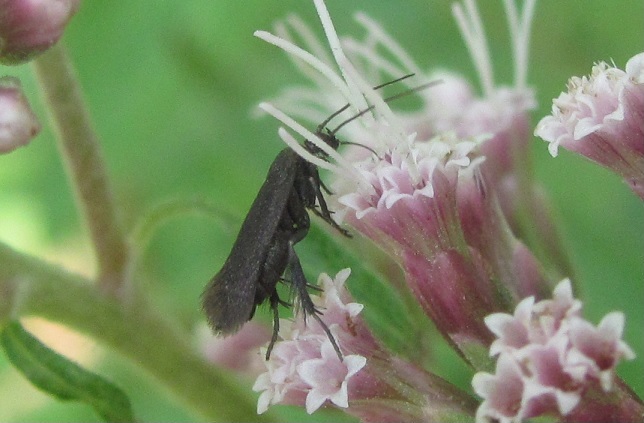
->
202, 261, 259, 335
202, 150, 299, 334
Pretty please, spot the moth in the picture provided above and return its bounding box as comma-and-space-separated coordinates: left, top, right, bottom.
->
202, 74, 430, 359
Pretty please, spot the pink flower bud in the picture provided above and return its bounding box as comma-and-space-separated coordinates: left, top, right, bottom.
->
199, 321, 271, 377
0, 0, 81, 65
0, 76, 40, 153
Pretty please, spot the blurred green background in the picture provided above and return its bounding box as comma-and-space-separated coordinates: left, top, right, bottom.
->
0, 0, 642, 421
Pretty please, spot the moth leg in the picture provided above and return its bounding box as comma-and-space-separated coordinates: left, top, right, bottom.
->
283, 187, 311, 236
280, 265, 319, 299
265, 292, 281, 360
319, 178, 334, 195
287, 242, 343, 360
306, 283, 323, 292
307, 174, 351, 238
278, 297, 292, 308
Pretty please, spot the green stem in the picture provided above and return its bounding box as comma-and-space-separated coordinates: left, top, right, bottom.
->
31, 44, 129, 296
0, 242, 275, 423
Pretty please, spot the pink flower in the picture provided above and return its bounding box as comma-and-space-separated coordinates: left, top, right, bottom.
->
567, 312, 635, 391
486, 295, 535, 355
472, 353, 529, 423
535, 53, 644, 199
255, 0, 563, 368
298, 340, 367, 413
252, 269, 370, 415
252, 269, 477, 422
0, 76, 40, 153
486, 279, 582, 356
473, 279, 639, 422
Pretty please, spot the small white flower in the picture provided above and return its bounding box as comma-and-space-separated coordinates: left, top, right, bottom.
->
625, 52, 644, 83
472, 353, 527, 423
298, 339, 366, 413
316, 269, 364, 324
566, 312, 636, 391
485, 295, 534, 356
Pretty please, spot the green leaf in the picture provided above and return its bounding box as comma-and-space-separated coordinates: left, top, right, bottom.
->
1, 321, 135, 423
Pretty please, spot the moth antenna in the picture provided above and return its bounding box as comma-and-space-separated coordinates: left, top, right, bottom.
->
372, 72, 416, 90
339, 140, 379, 157
330, 79, 442, 135
315, 72, 416, 134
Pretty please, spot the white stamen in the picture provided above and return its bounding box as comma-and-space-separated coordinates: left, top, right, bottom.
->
335, 57, 389, 125
502, 0, 536, 89
286, 13, 334, 67
313, 0, 369, 112
276, 127, 340, 173
259, 102, 364, 183
341, 38, 407, 82
254, 30, 352, 101
335, 55, 409, 153
353, 12, 423, 76
273, 21, 330, 89
452, 0, 494, 96
277, 87, 337, 123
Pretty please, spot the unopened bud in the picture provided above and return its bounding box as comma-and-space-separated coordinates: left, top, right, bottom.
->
0, 76, 40, 153
0, 0, 81, 65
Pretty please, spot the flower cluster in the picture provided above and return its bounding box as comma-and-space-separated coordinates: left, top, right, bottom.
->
256, 0, 567, 370
252, 269, 478, 422
473, 279, 636, 422
240, 0, 644, 421
535, 53, 644, 200
252, 269, 369, 415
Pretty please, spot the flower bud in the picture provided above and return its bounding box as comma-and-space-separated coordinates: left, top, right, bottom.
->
0, 76, 40, 153
199, 321, 271, 377
0, 0, 81, 65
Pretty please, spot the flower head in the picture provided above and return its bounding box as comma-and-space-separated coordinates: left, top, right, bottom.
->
253, 269, 370, 415
473, 279, 637, 422
253, 269, 478, 421
255, 0, 560, 368
535, 53, 644, 199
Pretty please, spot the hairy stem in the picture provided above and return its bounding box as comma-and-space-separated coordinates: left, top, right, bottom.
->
0, 242, 274, 423
31, 44, 129, 296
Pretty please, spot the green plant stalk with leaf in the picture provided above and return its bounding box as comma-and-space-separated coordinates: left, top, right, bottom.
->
0, 43, 275, 423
